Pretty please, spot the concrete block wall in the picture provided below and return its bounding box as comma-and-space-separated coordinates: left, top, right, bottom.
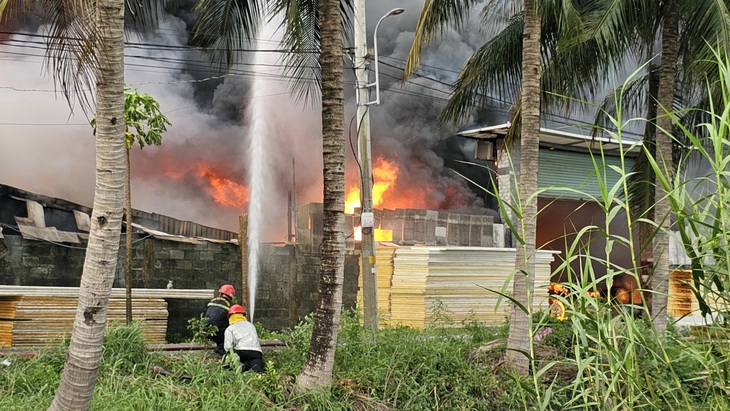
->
0, 235, 85, 287
299, 203, 496, 248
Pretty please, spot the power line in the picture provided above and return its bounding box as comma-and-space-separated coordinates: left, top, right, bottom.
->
0, 31, 647, 138
0, 30, 321, 54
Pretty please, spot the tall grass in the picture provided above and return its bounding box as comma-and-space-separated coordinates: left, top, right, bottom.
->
502, 51, 730, 410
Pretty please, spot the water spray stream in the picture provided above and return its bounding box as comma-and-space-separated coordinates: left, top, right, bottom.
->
245, 16, 286, 321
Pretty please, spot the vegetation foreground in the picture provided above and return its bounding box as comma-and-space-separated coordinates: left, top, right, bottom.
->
1, 309, 729, 411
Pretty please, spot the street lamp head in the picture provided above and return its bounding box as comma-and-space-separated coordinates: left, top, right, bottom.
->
366, 7, 406, 106
387, 8, 405, 16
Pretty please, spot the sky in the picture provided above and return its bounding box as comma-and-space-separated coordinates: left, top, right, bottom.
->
0, 1, 506, 239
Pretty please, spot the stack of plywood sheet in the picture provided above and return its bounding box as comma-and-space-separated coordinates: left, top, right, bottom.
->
669, 269, 695, 317
359, 246, 555, 329
0, 296, 22, 348
0, 287, 214, 348
357, 246, 396, 326
5, 296, 168, 347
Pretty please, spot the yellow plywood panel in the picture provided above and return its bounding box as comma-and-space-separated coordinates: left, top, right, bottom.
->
0, 293, 169, 348
360, 246, 557, 329
669, 270, 695, 317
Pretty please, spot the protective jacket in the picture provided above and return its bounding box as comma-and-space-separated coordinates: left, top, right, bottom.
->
224, 319, 262, 353
205, 296, 232, 331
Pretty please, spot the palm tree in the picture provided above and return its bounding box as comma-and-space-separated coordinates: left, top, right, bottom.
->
651, 5, 679, 333
405, 0, 549, 375
49, 1, 126, 409
294, 0, 347, 388
500, 0, 541, 375
93, 87, 171, 325
1, 1, 164, 408
581, 0, 730, 331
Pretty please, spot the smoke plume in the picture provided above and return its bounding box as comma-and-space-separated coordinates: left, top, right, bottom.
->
0, 0, 500, 238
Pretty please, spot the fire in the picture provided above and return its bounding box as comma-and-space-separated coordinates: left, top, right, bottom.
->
195, 164, 249, 208
345, 188, 361, 215
353, 227, 393, 242
345, 156, 397, 242
345, 156, 399, 214
372, 157, 397, 208
151, 149, 249, 209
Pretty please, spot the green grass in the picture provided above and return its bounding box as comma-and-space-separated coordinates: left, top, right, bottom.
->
2, 312, 729, 411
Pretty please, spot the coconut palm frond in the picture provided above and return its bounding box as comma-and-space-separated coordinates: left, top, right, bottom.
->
41, 0, 97, 115
438, 14, 522, 126
404, 0, 482, 80
586, 0, 658, 58
0, 0, 21, 23
193, 0, 263, 69
125, 0, 167, 32
591, 68, 653, 136
680, 0, 730, 77
273, 0, 321, 105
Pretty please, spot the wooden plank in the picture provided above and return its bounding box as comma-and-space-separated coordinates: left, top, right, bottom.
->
1, 294, 170, 347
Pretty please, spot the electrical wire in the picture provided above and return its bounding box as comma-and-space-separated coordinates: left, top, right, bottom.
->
0, 28, 647, 138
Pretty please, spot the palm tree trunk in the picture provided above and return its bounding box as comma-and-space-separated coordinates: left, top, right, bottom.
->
125, 148, 133, 325
505, 0, 541, 376
652, 5, 679, 333
48, 1, 126, 409
295, 0, 346, 391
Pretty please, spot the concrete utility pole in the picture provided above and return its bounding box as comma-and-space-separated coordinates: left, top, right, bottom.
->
354, 4, 404, 331
353, 0, 378, 331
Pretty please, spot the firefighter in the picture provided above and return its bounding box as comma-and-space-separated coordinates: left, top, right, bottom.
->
204, 284, 236, 356
224, 304, 264, 373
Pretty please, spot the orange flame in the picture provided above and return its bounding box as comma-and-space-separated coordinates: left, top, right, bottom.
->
372, 157, 397, 208
345, 157, 398, 242
345, 156, 399, 214
195, 164, 249, 208
353, 227, 393, 242
345, 188, 361, 215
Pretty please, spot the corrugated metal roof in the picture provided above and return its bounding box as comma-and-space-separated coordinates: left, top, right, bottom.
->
457, 122, 642, 157
1, 184, 238, 243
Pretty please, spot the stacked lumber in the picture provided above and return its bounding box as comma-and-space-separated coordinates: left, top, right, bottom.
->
368, 246, 555, 329
669, 270, 695, 317
0, 287, 202, 348
1, 296, 168, 348
0, 296, 22, 348
357, 246, 396, 326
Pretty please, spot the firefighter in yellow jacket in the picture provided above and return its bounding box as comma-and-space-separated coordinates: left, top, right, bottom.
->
224, 304, 264, 373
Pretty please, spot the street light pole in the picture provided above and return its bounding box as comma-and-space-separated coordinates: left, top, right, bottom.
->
354, 5, 404, 331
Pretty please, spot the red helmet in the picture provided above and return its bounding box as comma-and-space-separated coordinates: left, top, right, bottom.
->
228, 304, 246, 316
218, 284, 235, 297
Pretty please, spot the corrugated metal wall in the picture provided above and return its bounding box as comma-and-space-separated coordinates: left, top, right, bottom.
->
538, 148, 636, 200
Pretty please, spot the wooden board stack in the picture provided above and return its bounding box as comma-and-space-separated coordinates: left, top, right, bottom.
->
0, 295, 167, 348
358, 246, 556, 329
0, 296, 22, 348
0, 287, 214, 348
668, 269, 695, 317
